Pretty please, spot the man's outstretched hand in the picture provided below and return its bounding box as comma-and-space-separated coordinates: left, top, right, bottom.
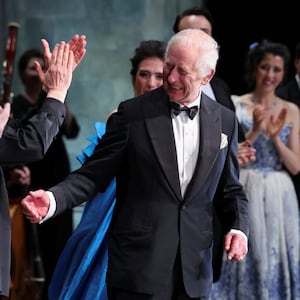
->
21, 189, 51, 223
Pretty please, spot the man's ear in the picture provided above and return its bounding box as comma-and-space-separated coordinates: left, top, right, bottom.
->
201, 69, 215, 85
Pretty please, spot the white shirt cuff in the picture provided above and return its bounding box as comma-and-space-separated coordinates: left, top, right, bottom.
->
230, 228, 248, 244
39, 191, 56, 224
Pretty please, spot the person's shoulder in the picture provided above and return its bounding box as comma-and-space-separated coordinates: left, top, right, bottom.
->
230, 93, 253, 116
211, 75, 229, 88
279, 97, 299, 112
277, 98, 300, 126
232, 93, 252, 104
204, 93, 235, 117
279, 77, 297, 89
140, 86, 166, 99
211, 75, 231, 94
277, 78, 298, 97
122, 86, 166, 106
277, 78, 298, 92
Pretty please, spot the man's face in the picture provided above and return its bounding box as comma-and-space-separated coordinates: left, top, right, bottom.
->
178, 15, 212, 36
163, 43, 202, 105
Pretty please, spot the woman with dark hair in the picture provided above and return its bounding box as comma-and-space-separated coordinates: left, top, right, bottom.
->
130, 40, 165, 95
211, 40, 300, 299
48, 40, 166, 300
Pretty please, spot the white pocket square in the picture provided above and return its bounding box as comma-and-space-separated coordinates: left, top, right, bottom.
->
220, 133, 228, 149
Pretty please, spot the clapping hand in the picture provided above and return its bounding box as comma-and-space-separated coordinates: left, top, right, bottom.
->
266, 108, 287, 138
238, 140, 256, 166
35, 42, 74, 101
36, 34, 87, 94
42, 34, 87, 72
252, 104, 267, 133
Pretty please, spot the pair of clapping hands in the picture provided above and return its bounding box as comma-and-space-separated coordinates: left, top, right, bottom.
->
0, 34, 87, 137
237, 105, 287, 166
252, 105, 287, 138
38, 34, 87, 101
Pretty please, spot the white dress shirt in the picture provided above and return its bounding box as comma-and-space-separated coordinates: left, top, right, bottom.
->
171, 94, 201, 197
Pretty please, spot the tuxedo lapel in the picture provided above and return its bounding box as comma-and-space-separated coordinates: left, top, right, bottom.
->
185, 94, 222, 199
144, 88, 182, 202
143, 89, 222, 202
290, 79, 300, 103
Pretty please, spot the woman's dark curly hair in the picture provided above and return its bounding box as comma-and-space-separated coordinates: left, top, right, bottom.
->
130, 40, 166, 77
245, 40, 290, 91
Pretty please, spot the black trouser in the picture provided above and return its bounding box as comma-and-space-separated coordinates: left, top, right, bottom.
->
107, 251, 207, 300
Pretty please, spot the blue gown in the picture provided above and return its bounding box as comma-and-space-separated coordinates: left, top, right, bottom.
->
48, 122, 113, 300
210, 96, 300, 299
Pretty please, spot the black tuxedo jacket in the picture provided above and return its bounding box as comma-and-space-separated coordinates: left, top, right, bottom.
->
210, 76, 234, 111
0, 98, 66, 297
51, 87, 248, 298
276, 77, 300, 207
277, 77, 300, 107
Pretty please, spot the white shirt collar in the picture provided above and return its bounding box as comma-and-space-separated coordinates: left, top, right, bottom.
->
170, 89, 202, 108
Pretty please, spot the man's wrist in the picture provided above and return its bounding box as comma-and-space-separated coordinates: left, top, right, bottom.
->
39, 191, 56, 224
46, 89, 67, 103
230, 228, 248, 244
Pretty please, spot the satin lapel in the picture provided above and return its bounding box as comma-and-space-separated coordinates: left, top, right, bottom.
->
185, 94, 222, 198
144, 89, 182, 202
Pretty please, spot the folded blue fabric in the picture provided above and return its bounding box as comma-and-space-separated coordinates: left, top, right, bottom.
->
49, 122, 114, 300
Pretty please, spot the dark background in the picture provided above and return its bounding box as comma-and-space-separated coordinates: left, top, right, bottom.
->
205, 0, 298, 95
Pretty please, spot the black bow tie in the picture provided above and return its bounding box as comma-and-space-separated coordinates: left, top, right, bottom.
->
170, 101, 198, 120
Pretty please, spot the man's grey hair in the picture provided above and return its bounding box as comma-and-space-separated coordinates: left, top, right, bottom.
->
165, 28, 219, 77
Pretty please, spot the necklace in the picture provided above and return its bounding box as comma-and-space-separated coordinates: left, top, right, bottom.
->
252, 96, 278, 110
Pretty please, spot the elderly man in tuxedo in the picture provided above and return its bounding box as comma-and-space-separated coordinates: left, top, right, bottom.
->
22, 29, 248, 300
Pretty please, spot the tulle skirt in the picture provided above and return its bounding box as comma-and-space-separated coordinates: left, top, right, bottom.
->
210, 169, 300, 300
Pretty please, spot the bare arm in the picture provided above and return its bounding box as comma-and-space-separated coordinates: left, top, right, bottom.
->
271, 105, 300, 175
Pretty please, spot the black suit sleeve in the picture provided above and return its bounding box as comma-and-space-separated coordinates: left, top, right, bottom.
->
0, 98, 66, 165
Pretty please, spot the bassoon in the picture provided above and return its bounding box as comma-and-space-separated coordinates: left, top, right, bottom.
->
1, 22, 20, 106
2, 22, 46, 299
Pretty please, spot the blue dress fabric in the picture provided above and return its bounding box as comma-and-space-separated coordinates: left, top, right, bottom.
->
210, 96, 300, 299
48, 122, 113, 300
